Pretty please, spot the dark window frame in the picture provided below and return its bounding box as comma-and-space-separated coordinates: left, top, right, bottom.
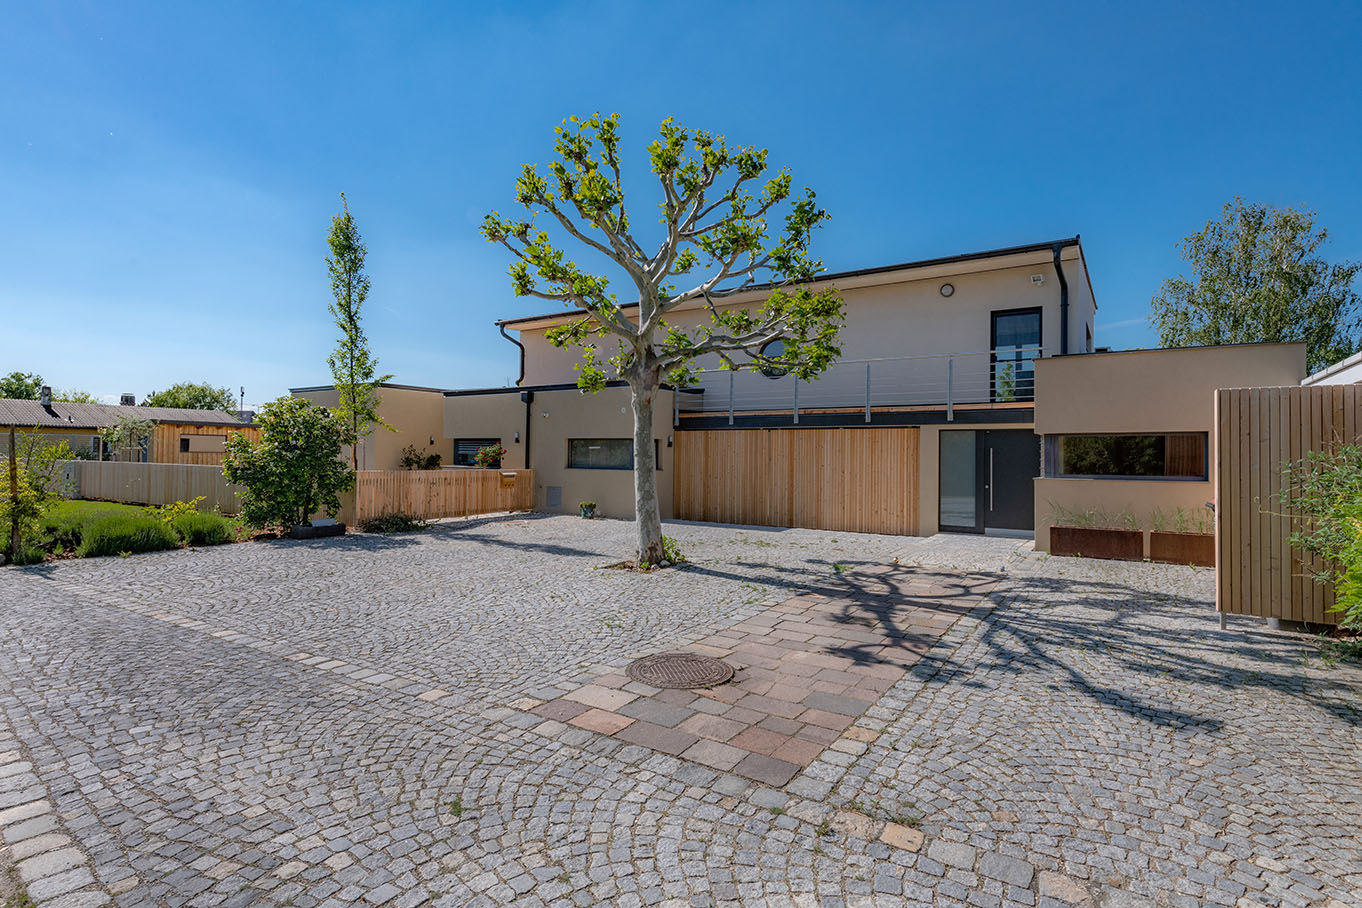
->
566, 438, 663, 471
453, 438, 502, 467
1044, 432, 1209, 481
990, 306, 1042, 403
758, 338, 789, 379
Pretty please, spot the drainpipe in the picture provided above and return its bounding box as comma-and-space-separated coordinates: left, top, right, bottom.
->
1052, 243, 1070, 355
498, 322, 526, 386
519, 390, 534, 470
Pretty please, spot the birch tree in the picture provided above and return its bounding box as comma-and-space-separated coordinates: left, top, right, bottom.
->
483, 114, 844, 564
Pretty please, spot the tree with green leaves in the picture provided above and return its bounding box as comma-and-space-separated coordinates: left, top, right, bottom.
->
0, 371, 44, 400
142, 381, 236, 412
482, 114, 844, 565
55, 389, 100, 404
1150, 197, 1362, 372
100, 413, 154, 462
327, 193, 392, 470
223, 396, 354, 529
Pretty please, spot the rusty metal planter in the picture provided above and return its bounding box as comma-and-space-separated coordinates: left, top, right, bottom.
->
1049, 526, 1144, 562
1149, 531, 1215, 567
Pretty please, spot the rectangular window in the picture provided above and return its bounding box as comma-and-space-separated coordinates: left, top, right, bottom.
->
991, 308, 1041, 402
567, 439, 662, 470
453, 438, 501, 467
1045, 433, 1208, 480
181, 435, 227, 454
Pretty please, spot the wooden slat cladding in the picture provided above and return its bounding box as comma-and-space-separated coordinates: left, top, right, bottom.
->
673, 428, 919, 536
150, 423, 260, 466
71, 461, 244, 514
345, 469, 536, 525
1217, 385, 1362, 624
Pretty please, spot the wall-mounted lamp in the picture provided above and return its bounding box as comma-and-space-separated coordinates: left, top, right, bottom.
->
1030, 273, 1046, 286
541, 411, 550, 419
429, 436, 436, 446
667, 435, 673, 448
514, 431, 520, 443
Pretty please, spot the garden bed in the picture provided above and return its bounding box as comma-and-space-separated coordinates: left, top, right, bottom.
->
1149, 531, 1215, 567
1049, 526, 1144, 561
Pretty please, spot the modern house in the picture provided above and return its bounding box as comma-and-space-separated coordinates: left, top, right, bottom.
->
0, 389, 257, 465
293, 235, 1310, 545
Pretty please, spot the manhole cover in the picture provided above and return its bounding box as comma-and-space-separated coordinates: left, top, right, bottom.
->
626, 652, 734, 689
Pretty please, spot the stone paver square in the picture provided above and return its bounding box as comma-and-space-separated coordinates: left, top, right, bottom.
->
614, 720, 701, 756
679, 739, 748, 771
567, 708, 635, 735
561, 684, 637, 711
530, 698, 589, 722
616, 697, 695, 728
733, 752, 802, 787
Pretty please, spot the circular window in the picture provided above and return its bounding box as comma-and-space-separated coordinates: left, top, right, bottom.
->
758, 339, 788, 378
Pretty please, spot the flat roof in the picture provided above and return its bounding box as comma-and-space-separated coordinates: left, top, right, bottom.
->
289, 381, 452, 394
496, 236, 1085, 328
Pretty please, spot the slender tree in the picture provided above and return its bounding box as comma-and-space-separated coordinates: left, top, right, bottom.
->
1150, 197, 1362, 372
326, 193, 392, 470
483, 114, 844, 564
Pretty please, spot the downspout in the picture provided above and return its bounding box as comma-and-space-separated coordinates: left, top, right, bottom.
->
498, 322, 526, 386
1052, 243, 1070, 355
519, 390, 533, 470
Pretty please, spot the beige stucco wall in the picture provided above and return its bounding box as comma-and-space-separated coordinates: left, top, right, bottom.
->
292, 385, 448, 471
513, 247, 1094, 395
444, 384, 676, 518
1031, 342, 1307, 552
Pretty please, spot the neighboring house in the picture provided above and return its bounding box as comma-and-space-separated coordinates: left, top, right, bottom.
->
1301, 349, 1362, 386
0, 390, 257, 465
288, 383, 449, 471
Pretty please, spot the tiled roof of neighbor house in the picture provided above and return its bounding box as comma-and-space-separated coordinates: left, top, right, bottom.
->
0, 398, 253, 431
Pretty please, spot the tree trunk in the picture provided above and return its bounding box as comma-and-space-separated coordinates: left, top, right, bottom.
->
629, 377, 666, 566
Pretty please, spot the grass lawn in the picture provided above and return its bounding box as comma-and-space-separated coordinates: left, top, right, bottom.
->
36, 499, 244, 559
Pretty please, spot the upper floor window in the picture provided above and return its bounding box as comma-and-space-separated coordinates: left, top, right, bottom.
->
991, 308, 1041, 401
1044, 433, 1208, 480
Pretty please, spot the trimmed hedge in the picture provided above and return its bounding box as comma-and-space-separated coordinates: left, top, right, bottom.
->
76, 515, 180, 559
171, 512, 234, 546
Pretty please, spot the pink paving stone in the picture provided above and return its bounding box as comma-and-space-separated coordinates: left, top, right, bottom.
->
794, 724, 841, 745
568, 708, 635, 735
678, 713, 748, 742
734, 694, 806, 719
798, 708, 855, 732
728, 726, 791, 756
771, 735, 825, 766
531, 699, 589, 722
563, 685, 637, 711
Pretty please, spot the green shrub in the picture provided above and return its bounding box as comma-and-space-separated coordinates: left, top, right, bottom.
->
76, 514, 180, 558
358, 513, 426, 534
171, 512, 234, 546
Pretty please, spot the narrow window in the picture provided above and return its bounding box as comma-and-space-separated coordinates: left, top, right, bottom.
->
991, 308, 1042, 401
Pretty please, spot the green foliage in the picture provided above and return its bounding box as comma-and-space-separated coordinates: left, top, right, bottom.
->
141, 382, 236, 412
76, 513, 180, 558
1047, 503, 1140, 531
1, 462, 45, 559
1150, 505, 1214, 535
358, 512, 427, 533
145, 497, 206, 522
995, 362, 1016, 402
1282, 444, 1362, 626
100, 414, 154, 461
473, 444, 506, 468
55, 389, 99, 403
171, 511, 234, 546
399, 444, 442, 470
40, 500, 145, 550
660, 535, 685, 564
1150, 197, 1362, 372
223, 396, 354, 529
0, 371, 44, 399
483, 114, 844, 562
326, 193, 393, 469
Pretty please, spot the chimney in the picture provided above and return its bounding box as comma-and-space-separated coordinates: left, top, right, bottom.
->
40, 385, 52, 406
120, 393, 136, 406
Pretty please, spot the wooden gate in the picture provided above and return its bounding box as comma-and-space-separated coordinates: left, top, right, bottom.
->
1217, 385, 1362, 623
673, 427, 919, 535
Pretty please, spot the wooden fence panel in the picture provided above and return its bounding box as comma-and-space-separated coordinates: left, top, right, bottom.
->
1217, 385, 1362, 623
67, 461, 244, 514
345, 469, 535, 525
673, 427, 919, 535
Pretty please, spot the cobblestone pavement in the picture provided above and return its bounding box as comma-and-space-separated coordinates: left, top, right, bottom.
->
1, 515, 1359, 907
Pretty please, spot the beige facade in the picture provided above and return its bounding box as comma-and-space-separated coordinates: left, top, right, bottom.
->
1032, 343, 1307, 552
444, 384, 677, 518
291, 383, 448, 471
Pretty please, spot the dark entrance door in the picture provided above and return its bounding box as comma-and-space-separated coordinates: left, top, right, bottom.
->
983, 429, 1039, 532
938, 429, 1038, 533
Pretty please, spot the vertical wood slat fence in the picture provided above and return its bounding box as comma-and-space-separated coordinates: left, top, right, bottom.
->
673, 428, 919, 535
343, 469, 536, 525
64, 461, 245, 514
1217, 384, 1362, 624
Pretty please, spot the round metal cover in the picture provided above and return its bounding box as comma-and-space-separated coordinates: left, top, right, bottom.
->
626, 652, 734, 689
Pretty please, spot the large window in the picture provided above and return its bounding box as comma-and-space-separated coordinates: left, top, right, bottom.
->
567, 439, 662, 470
454, 438, 500, 467
1045, 433, 1207, 480
991, 308, 1041, 401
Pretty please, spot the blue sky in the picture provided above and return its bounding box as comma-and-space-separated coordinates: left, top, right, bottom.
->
2, 1, 1360, 406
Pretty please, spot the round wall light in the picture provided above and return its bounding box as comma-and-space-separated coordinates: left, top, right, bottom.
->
939, 283, 955, 297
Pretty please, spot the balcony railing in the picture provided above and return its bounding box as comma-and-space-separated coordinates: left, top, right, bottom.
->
674, 346, 1042, 425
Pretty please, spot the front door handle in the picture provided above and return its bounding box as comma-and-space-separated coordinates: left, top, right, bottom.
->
988, 448, 994, 511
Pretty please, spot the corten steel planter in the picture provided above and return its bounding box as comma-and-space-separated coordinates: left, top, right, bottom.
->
1049, 526, 1144, 562
289, 522, 347, 540
1149, 531, 1215, 567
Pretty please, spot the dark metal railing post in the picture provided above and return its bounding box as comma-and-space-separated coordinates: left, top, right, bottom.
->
793, 378, 800, 425
728, 372, 735, 426
864, 362, 871, 423
946, 358, 954, 422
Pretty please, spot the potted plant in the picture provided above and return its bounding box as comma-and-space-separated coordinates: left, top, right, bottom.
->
473, 444, 506, 469
1048, 504, 1144, 561
579, 500, 597, 519
1148, 505, 1215, 567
